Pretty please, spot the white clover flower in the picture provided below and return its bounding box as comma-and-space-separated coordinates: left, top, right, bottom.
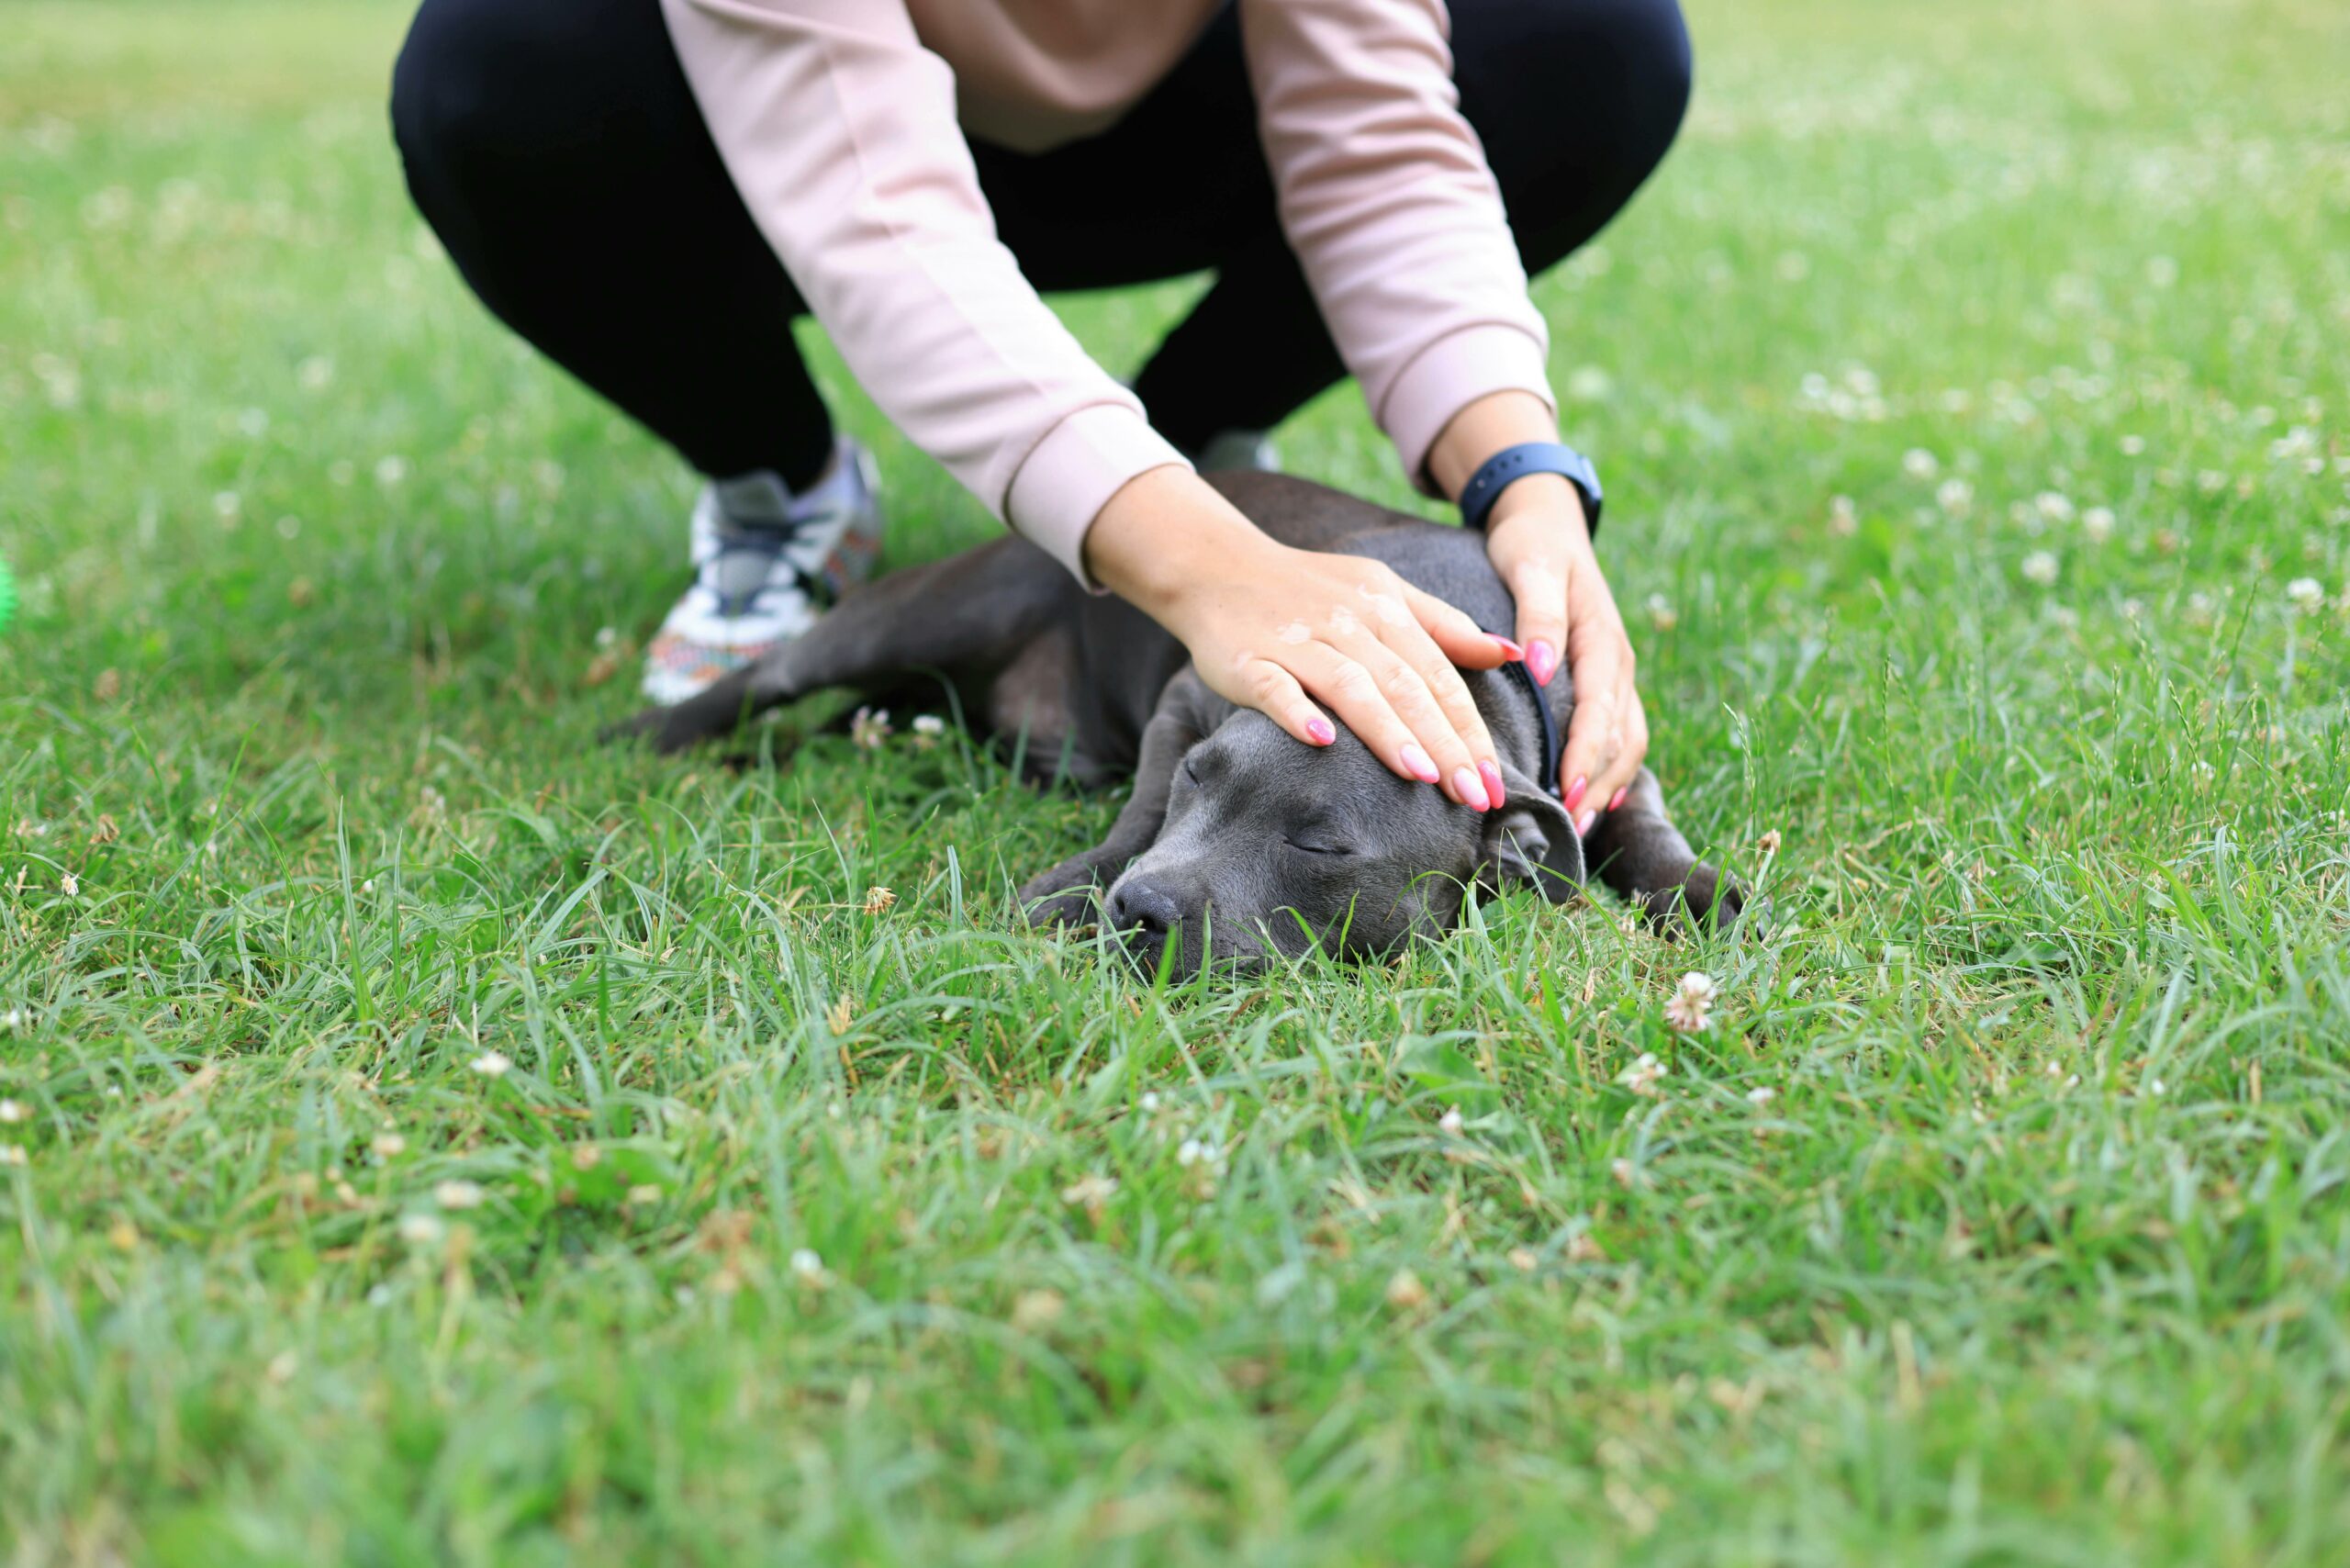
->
1566, 365, 1614, 401
0, 1146, 28, 1167
468, 1050, 512, 1078
1935, 478, 1974, 517
1746, 1086, 1776, 1106
0, 1099, 26, 1124
1901, 448, 1940, 480
912, 714, 945, 737
1438, 1106, 1464, 1135
60, 871, 79, 898
2020, 551, 2060, 587
397, 1213, 445, 1246
2120, 434, 2147, 456
372, 1132, 406, 1159
2270, 427, 2320, 464
1060, 1173, 1119, 1210
1138, 1092, 1160, 1113
2287, 577, 2325, 613
1645, 594, 1678, 633
1664, 972, 1717, 1034
1617, 1052, 1668, 1094
375, 454, 409, 487
789, 1248, 826, 1282
1610, 1158, 1636, 1188
1828, 495, 1858, 537
434, 1179, 485, 1210
2034, 491, 2076, 523
2082, 507, 2116, 543
212, 490, 242, 521
1177, 1136, 1224, 1169
849, 707, 892, 750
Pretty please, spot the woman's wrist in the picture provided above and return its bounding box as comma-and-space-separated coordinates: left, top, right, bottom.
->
1425, 389, 1561, 502
1080, 465, 1279, 619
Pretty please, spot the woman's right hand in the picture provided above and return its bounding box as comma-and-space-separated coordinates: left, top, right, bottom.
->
1081, 467, 1521, 812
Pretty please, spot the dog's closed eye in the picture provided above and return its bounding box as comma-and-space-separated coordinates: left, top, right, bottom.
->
1283, 838, 1353, 857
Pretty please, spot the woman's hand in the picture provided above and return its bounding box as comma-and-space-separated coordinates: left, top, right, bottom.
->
1427, 389, 1650, 837
1482, 480, 1647, 835
1083, 467, 1522, 811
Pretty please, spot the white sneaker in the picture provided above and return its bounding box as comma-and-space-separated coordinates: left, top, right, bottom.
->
641, 437, 885, 705
1193, 427, 1282, 474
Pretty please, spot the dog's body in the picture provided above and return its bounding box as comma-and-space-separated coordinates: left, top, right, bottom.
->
621, 472, 1740, 971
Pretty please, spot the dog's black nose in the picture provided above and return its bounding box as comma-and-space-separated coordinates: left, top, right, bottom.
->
1108, 878, 1183, 944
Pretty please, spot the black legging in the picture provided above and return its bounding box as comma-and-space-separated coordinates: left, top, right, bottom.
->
391, 0, 1692, 496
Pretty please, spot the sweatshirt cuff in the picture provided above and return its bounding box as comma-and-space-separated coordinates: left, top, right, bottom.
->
1004, 403, 1192, 590
1377, 323, 1558, 498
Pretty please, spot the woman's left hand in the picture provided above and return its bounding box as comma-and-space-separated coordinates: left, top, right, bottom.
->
1481, 476, 1648, 835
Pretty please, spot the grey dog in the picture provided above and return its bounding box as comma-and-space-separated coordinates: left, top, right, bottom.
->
616, 472, 1742, 973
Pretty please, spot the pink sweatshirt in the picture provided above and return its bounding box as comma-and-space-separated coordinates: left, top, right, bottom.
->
660, 0, 1555, 584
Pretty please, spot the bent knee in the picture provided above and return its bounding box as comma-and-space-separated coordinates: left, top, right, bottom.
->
392, 0, 509, 177
1460, 0, 1694, 185
391, 0, 623, 182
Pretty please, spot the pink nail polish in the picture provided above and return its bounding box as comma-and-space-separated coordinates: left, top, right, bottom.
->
1399, 743, 1440, 783
1576, 809, 1598, 837
1453, 766, 1490, 812
1562, 775, 1589, 813
1477, 759, 1507, 810
1489, 635, 1527, 662
1607, 785, 1628, 812
1528, 640, 1558, 687
1305, 716, 1337, 745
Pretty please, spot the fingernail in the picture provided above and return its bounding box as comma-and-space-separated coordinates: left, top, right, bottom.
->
1399, 743, 1440, 783
1453, 766, 1491, 812
1528, 640, 1558, 687
1489, 634, 1527, 662
1305, 716, 1337, 745
1477, 759, 1507, 810
1562, 775, 1589, 813
1607, 785, 1628, 812
1576, 809, 1598, 837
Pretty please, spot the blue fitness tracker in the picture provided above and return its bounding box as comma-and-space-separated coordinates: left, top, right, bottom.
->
1456, 441, 1603, 535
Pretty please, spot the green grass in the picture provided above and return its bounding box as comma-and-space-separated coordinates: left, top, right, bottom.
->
5, 0, 2350, 1561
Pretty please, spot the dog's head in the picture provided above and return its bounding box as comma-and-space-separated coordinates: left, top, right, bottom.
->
1100, 710, 1584, 977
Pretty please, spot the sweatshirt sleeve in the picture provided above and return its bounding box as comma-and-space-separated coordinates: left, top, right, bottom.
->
1239, 0, 1556, 493
660, 0, 1189, 585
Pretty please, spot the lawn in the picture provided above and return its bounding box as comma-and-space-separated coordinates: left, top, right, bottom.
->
4, 0, 2349, 1562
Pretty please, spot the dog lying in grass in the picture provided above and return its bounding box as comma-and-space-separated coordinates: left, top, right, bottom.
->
615, 473, 1745, 973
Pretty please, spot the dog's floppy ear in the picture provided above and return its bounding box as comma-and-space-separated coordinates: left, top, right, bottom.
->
1480, 761, 1585, 902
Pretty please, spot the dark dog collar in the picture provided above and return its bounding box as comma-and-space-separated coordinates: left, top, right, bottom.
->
1498, 657, 1562, 801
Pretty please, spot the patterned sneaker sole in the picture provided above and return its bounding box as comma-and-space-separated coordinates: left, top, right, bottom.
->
810, 511, 885, 605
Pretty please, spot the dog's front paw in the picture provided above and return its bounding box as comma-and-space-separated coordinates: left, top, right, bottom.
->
1638, 864, 1762, 937
1017, 857, 1114, 929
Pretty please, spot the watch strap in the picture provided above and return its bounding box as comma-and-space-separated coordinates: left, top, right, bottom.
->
1456, 441, 1603, 536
